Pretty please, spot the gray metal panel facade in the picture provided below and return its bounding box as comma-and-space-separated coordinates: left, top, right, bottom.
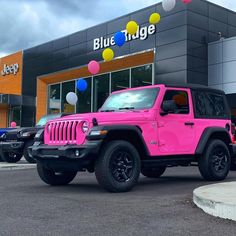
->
208, 36, 236, 94
20, 0, 236, 126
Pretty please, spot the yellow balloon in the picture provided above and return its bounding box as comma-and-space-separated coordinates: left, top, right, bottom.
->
126, 21, 139, 35
149, 13, 161, 24
102, 48, 114, 62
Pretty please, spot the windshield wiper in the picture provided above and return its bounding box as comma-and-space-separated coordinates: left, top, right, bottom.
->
100, 109, 115, 112
119, 107, 135, 110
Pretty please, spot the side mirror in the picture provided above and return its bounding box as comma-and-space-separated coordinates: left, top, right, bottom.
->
160, 100, 177, 116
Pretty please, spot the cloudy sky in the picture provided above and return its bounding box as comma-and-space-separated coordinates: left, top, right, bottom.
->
0, 0, 235, 57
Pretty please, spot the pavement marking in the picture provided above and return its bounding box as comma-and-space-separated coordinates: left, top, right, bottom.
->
193, 182, 236, 221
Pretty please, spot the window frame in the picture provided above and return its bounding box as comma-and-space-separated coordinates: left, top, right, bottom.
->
161, 89, 190, 115
191, 90, 231, 120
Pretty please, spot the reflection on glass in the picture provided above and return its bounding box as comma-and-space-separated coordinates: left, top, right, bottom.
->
9, 106, 21, 127
131, 64, 152, 88
111, 69, 129, 92
93, 74, 109, 112
61, 81, 75, 113
101, 88, 159, 111
48, 84, 61, 114
76, 77, 92, 113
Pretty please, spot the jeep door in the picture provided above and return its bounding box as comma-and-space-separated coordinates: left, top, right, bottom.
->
157, 88, 195, 155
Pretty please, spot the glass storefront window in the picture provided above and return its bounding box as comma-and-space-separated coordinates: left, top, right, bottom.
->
48, 84, 61, 114
76, 77, 92, 113
61, 81, 75, 114
9, 106, 21, 127
111, 69, 130, 92
131, 64, 153, 88
93, 74, 110, 112
47, 64, 153, 115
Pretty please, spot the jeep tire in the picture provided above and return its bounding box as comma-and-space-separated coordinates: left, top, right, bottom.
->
23, 140, 36, 163
2, 152, 22, 163
198, 139, 231, 181
95, 140, 141, 192
141, 166, 166, 178
37, 162, 77, 186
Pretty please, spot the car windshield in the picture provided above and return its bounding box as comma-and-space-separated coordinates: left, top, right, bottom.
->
100, 87, 159, 112
36, 114, 62, 126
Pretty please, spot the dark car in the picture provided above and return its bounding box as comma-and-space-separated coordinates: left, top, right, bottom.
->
0, 128, 16, 139
0, 113, 70, 163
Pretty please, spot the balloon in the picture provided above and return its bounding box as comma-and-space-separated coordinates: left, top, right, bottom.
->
88, 60, 100, 75
76, 79, 87, 92
66, 92, 78, 105
102, 48, 114, 62
10, 122, 17, 128
182, 0, 192, 4
162, 0, 176, 12
114, 31, 126, 47
126, 21, 138, 35
149, 13, 161, 24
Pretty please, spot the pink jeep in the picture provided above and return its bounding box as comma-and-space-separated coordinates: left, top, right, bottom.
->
31, 84, 236, 192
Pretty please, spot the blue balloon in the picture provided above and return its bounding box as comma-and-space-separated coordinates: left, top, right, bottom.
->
76, 79, 87, 92
114, 31, 126, 47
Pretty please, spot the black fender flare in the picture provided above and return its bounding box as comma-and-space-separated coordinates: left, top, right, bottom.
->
195, 127, 232, 155
87, 125, 150, 156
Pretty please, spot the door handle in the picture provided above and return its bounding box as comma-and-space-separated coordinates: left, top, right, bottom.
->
185, 122, 194, 126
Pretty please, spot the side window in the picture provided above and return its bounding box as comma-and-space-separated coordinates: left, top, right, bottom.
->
162, 90, 189, 114
194, 91, 207, 116
194, 91, 228, 119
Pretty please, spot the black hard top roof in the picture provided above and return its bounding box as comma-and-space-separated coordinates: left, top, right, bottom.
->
163, 83, 225, 94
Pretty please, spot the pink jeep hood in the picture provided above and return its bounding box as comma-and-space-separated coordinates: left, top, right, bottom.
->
62, 110, 153, 123
44, 110, 155, 145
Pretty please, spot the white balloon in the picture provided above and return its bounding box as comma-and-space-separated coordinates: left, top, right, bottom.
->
66, 92, 78, 105
162, 0, 176, 12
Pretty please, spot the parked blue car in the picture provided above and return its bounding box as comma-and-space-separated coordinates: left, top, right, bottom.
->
0, 128, 16, 137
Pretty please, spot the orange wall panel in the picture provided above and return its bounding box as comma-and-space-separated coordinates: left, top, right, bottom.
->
0, 104, 8, 128
36, 80, 47, 122
0, 51, 22, 95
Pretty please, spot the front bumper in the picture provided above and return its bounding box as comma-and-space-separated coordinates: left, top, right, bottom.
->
0, 141, 24, 156
30, 140, 103, 171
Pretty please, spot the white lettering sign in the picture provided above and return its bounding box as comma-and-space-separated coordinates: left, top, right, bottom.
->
93, 24, 156, 51
1, 63, 19, 76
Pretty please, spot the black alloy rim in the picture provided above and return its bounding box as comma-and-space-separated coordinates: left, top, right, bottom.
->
110, 150, 134, 182
211, 147, 228, 172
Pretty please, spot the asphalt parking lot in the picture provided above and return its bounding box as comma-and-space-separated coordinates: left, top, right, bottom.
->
0, 161, 236, 236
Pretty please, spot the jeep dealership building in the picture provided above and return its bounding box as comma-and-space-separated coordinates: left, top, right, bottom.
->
1, 0, 236, 127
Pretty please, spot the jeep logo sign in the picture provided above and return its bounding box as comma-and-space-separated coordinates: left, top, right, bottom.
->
93, 24, 156, 51
1, 63, 19, 76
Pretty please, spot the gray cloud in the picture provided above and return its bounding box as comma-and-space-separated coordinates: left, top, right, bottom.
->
0, 0, 235, 57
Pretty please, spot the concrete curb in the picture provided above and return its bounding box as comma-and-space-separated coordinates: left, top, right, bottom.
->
193, 182, 236, 221
0, 163, 36, 171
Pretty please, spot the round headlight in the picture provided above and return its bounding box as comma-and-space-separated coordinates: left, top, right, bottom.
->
82, 121, 89, 133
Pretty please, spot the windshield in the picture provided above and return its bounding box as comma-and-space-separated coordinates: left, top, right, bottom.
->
100, 87, 159, 112
36, 114, 62, 126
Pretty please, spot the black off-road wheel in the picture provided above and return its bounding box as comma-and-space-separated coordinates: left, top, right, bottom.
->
2, 152, 22, 163
37, 162, 77, 186
23, 140, 36, 163
95, 140, 141, 193
198, 139, 231, 181
141, 166, 166, 178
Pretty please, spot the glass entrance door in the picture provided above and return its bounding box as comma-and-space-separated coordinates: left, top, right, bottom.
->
9, 106, 21, 127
